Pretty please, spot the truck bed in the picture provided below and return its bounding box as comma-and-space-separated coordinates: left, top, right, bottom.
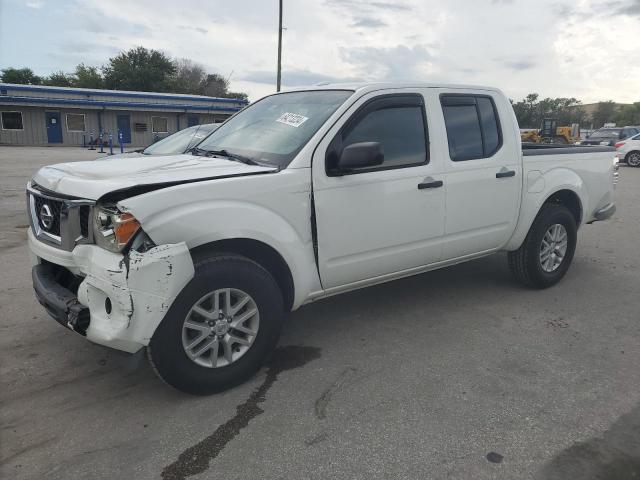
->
522, 143, 615, 156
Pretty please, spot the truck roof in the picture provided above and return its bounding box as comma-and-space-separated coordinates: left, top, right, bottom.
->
283, 82, 503, 94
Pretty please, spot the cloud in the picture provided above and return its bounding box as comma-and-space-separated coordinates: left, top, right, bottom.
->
352, 17, 387, 28
369, 1, 411, 10
242, 69, 360, 86
552, 0, 640, 102
501, 59, 537, 71
2, 0, 639, 103
340, 45, 432, 81
325, 0, 409, 10
25, 0, 44, 8
179, 25, 208, 34
616, 0, 640, 16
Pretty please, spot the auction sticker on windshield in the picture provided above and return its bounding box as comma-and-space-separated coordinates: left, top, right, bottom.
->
276, 112, 309, 128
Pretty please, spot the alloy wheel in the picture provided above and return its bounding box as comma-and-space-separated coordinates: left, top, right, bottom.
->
181, 288, 259, 368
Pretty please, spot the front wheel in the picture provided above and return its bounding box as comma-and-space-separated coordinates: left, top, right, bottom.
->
626, 151, 640, 167
508, 204, 577, 288
148, 254, 284, 395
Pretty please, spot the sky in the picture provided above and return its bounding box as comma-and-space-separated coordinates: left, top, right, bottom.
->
0, 0, 639, 103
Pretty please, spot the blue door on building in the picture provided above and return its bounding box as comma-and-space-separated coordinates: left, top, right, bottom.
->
187, 115, 199, 127
116, 115, 131, 144
45, 112, 63, 143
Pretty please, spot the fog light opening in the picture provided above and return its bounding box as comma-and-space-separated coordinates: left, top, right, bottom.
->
105, 297, 112, 315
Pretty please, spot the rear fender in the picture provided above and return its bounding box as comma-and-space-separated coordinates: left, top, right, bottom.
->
504, 167, 588, 251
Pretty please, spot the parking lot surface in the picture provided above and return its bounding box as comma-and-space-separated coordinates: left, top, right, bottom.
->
1, 146, 639, 479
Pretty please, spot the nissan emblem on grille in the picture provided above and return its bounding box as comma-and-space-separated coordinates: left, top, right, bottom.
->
39, 203, 54, 231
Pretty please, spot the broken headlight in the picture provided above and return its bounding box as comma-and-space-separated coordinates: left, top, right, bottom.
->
93, 204, 141, 253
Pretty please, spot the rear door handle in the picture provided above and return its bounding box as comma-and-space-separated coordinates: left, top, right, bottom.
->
418, 179, 443, 189
496, 170, 516, 178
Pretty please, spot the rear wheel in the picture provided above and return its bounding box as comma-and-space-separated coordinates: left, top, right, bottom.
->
508, 204, 577, 288
148, 254, 284, 394
626, 151, 640, 167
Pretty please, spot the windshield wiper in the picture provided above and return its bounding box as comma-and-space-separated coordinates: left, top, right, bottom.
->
190, 147, 274, 168
207, 149, 262, 166
190, 147, 208, 157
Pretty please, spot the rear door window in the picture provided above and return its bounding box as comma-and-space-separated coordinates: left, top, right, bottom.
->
441, 95, 502, 161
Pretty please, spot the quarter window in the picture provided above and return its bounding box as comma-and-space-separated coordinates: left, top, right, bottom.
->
327, 94, 428, 174
1, 111, 23, 130
66, 113, 86, 132
152, 116, 168, 133
477, 98, 500, 155
441, 95, 502, 161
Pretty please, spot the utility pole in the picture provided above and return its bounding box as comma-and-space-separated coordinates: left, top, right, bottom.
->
276, 0, 283, 92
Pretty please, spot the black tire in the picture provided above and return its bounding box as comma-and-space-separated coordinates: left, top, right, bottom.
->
626, 151, 640, 167
148, 254, 284, 395
508, 204, 577, 289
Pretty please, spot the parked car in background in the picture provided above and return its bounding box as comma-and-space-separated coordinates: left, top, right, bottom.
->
615, 132, 640, 167
102, 124, 221, 160
578, 126, 640, 146
140, 123, 220, 156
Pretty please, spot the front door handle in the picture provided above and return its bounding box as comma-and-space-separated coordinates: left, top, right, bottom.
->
418, 179, 443, 189
496, 170, 516, 178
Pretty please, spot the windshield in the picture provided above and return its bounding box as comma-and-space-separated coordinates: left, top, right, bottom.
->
196, 90, 354, 168
143, 124, 219, 155
588, 128, 621, 139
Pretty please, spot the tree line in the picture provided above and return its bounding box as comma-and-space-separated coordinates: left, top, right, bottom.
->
0, 47, 248, 101
512, 93, 640, 129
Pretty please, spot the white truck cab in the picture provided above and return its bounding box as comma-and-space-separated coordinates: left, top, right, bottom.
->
27, 83, 617, 394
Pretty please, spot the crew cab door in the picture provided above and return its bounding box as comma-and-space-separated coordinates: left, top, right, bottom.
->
435, 90, 521, 259
312, 90, 445, 290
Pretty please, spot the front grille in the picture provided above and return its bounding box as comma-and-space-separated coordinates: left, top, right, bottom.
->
27, 183, 95, 251
79, 206, 90, 237
33, 195, 63, 236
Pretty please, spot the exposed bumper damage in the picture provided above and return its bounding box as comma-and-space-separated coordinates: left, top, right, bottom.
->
29, 230, 194, 353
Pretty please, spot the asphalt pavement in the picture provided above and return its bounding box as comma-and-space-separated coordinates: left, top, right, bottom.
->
1, 146, 639, 479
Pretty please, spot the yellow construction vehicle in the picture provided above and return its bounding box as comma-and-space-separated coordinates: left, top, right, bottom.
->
521, 118, 580, 144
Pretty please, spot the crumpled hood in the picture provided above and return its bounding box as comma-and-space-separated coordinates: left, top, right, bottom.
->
33, 154, 277, 200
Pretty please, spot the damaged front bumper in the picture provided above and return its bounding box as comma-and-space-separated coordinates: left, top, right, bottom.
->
28, 229, 195, 353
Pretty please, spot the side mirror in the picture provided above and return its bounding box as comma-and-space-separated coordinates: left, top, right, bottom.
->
337, 142, 384, 172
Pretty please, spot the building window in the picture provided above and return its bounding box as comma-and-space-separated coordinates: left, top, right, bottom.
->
66, 113, 86, 132
152, 117, 168, 133
1, 111, 23, 130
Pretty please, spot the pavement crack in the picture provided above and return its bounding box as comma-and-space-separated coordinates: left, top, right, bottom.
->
160, 345, 321, 480
314, 367, 358, 420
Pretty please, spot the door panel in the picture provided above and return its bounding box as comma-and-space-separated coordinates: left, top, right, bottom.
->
45, 112, 63, 143
315, 169, 445, 288
437, 91, 521, 259
442, 162, 520, 258
117, 115, 131, 144
313, 90, 445, 289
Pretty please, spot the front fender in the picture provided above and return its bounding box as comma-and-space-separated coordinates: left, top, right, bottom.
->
504, 167, 588, 251
122, 198, 320, 310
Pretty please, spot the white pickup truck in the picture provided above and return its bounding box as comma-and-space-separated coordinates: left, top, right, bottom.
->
27, 83, 618, 394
